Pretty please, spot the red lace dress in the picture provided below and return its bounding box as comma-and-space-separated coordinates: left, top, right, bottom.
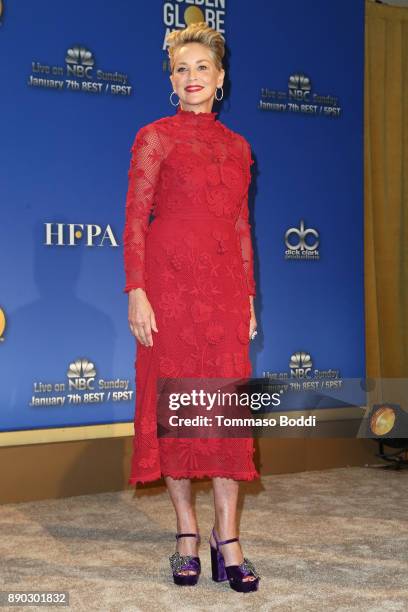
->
123, 105, 259, 484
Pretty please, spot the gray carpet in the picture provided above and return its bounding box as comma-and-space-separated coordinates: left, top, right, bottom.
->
1, 467, 408, 611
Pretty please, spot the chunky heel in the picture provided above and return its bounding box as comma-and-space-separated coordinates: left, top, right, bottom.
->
209, 527, 260, 593
210, 541, 228, 582
169, 532, 201, 586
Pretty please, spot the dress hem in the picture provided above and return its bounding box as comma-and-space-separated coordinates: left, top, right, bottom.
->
128, 469, 260, 486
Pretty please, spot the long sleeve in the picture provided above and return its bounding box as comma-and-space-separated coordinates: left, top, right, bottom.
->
235, 138, 256, 297
122, 125, 163, 293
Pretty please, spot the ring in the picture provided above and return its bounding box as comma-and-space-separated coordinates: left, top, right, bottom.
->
250, 330, 258, 341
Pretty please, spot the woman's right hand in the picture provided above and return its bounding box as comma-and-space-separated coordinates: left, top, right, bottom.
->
128, 288, 158, 347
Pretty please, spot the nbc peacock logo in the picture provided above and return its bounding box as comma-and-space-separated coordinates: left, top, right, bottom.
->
289, 351, 313, 379
67, 357, 97, 390
65, 45, 95, 79
288, 73, 312, 98
65, 45, 94, 67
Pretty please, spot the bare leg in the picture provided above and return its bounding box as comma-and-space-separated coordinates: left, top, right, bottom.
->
165, 476, 199, 576
210, 477, 256, 582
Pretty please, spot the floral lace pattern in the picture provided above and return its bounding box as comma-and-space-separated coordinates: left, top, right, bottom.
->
123, 106, 259, 485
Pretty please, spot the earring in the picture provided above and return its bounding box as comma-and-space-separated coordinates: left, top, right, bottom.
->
170, 91, 180, 107
214, 86, 223, 101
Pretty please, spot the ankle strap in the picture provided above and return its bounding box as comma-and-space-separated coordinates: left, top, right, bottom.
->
218, 536, 239, 545
175, 532, 201, 543
212, 527, 239, 547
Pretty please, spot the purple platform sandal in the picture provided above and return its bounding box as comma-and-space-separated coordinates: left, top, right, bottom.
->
210, 527, 260, 593
169, 533, 201, 586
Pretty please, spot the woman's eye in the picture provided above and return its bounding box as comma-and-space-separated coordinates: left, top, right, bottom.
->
176, 65, 207, 72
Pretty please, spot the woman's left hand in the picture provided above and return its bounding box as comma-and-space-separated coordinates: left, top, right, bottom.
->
249, 296, 257, 340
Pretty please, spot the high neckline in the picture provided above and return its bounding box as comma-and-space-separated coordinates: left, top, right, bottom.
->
175, 105, 218, 123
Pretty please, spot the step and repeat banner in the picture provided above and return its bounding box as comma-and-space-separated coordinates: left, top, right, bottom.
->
0, 0, 365, 443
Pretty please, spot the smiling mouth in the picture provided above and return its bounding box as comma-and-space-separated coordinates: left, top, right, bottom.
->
185, 86, 204, 91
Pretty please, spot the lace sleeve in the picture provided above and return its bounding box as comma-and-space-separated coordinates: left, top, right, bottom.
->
122, 124, 163, 293
235, 138, 256, 297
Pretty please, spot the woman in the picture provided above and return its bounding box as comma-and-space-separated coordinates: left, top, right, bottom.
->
123, 22, 260, 592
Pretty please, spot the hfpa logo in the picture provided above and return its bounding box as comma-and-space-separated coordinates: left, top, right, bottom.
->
288, 73, 311, 101
44, 223, 118, 246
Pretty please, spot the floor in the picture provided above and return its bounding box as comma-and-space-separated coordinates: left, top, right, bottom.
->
1, 466, 408, 611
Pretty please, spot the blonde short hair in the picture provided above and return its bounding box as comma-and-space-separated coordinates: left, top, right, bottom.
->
166, 22, 225, 74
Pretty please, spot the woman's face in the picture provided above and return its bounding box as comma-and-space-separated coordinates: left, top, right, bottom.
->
169, 42, 224, 112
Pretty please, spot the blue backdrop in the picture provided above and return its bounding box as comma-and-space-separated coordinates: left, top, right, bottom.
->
0, 0, 365, 434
